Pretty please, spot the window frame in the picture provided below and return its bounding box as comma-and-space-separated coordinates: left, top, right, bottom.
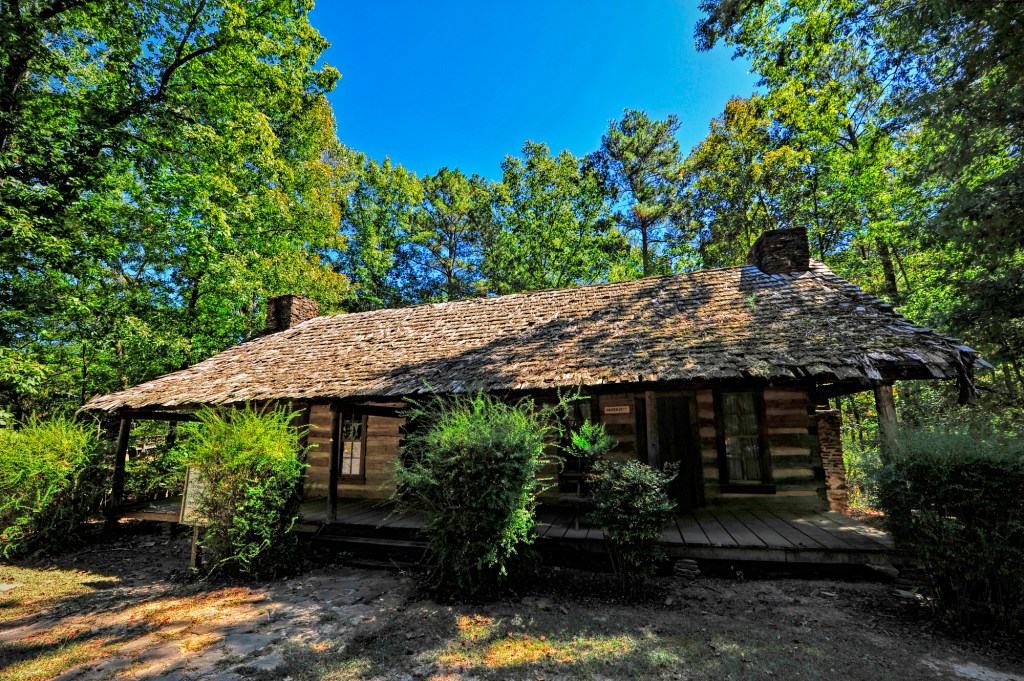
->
335, 411, 368, 485
714, 388, 774, 492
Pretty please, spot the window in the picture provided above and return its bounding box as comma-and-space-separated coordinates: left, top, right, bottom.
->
720, 391, 768, 484
338, 414, 366, 482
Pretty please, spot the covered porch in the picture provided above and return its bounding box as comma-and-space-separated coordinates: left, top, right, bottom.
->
120, 495, 894, 566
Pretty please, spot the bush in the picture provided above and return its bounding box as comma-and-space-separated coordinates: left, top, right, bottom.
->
183, 405, 307, 579
876, 429, 1024, 632
564, 419, 616, 494
392, 393, 562, 599
587, 459, 677, 597
0, 417, 104, 558
843, 439, 883, 510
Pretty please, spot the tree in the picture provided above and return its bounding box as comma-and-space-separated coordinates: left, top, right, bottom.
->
484, 141, 626, 294
336, 152, 424, 311
695, 0, 908, 300
695, 0, 1024, 432
0, 0, 348, 416
681, 97, 813, 267
407, 167, 492, 302
587, 110, 687, 277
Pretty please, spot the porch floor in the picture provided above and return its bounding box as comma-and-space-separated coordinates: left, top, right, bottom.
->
297, 497, 894, 565
120, 495, 895, 565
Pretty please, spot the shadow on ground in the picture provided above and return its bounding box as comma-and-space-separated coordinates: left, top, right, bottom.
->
1, 525, 1022, 681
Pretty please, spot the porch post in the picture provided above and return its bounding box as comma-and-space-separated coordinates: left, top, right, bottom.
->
106, 414, 133, 528
328, 405, 339, 521
644, 391, 661, 468
874, 384, 898, 465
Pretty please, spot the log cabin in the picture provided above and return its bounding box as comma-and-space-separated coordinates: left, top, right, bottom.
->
84, 227, 980, 530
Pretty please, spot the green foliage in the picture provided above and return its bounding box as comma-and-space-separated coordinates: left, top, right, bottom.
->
1, 0, 348, 417
485, 142, 628, 293
0, 417, 103, 558
587, 460, 677, 597
408, 168, 494, 302
842, 439, 882, 510
694, 0, 1024, 426
876, 429, 1024, 632
680, 96, 840, 268
124, 424, 189, 501
183, 406, 307, 580
565, 420, 616, 470
337, 153, 424, 311
587, 110, 687, 276
391, 393, 563, 599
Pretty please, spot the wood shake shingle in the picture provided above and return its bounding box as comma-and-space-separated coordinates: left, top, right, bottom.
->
84, 261, 978, 411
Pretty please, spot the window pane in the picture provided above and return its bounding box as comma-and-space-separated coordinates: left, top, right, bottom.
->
340, 416, 363, 478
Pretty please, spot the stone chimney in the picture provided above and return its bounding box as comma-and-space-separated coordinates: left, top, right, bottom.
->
265, 294, 320, 333
747, 226, 811, 274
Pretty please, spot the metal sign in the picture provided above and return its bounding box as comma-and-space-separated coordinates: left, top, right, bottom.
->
603, 405, 631, 415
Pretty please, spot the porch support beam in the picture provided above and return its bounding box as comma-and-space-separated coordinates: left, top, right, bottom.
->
874, 384, 898, 464
644, 391, 661, 469
122, 409, 198, 422
328, 406, 340, 521
106, 415, 133, 527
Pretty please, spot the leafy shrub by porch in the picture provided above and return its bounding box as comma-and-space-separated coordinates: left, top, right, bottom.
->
183, 406, 306, 579
843, 440, 882, 510
0, 417, 103, 558
588, 459, 677, 597
876, 429, 1024, 632
565, 419, 616, 492
392, 393, 561, 599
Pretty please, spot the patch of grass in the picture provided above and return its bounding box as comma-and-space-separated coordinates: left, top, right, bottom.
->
0, 638, 102, 681
0, 564, 118, 624
0, 558, 270, 681
438, 630, 635, 668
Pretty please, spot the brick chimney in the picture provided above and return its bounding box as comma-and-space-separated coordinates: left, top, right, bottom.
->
747, 226, 811, 274
265, 294, 320, 333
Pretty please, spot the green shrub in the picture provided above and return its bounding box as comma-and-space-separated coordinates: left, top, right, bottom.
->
0, 417, 103, 558
588, 459, 677, 598
565, 420, 616, 492
184, 405, 307, 580
876, 429, 1024, 632
392, 393, 562, 599
843, 439, 883, 510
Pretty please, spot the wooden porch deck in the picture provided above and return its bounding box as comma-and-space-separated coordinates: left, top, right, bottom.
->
121, 495, 894, 565
297, 497, 894, 565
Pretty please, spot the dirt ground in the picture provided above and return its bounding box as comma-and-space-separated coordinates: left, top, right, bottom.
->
1, 525, 1022, 681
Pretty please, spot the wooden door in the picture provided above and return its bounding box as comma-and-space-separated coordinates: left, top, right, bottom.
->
655, 394, 703, 508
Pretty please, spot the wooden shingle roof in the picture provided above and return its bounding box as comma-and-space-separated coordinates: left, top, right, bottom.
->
84, 261, 978, 411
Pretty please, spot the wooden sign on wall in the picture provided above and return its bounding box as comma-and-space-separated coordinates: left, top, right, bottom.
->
603, 405, 631, 415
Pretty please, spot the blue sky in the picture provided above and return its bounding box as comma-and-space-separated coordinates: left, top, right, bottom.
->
310, 1, 758, 180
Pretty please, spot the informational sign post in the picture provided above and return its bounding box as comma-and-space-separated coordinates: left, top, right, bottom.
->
179, 467, 208, 525
179, 468, 208, 569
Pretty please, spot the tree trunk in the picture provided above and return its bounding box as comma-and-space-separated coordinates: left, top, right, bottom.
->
640, 226, 651, 277
876, 238, 899, 301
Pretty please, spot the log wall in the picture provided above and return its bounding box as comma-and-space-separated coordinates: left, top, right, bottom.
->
302, 402, 404, 500
711, 387, 826, 510
300, 387, 830, 511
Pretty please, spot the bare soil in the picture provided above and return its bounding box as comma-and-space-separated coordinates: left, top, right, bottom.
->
0, 523, 1021, 681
